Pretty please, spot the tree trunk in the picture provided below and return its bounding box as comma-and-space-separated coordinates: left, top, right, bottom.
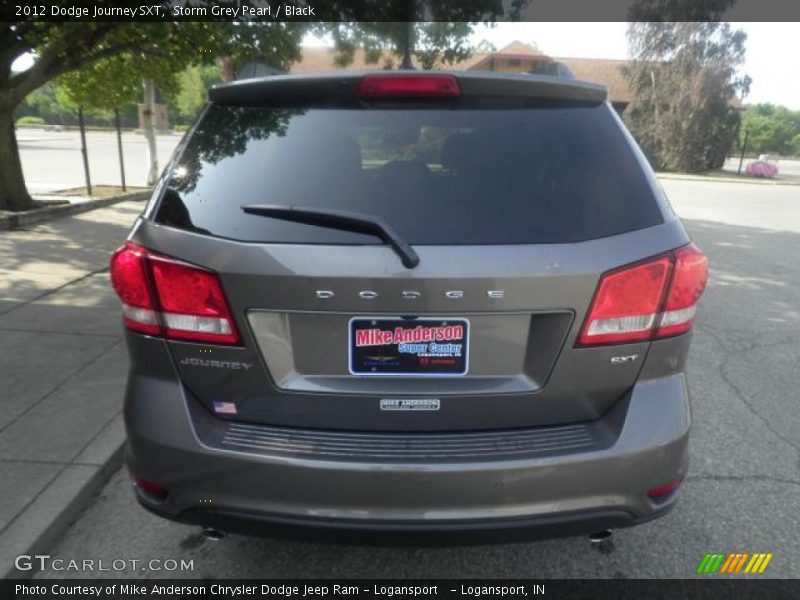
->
0, 106, 36, 211
220, 57, 235, 82
400, 21, 415, 69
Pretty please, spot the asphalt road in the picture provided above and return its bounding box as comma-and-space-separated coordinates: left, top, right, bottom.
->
17, 128, 181, 194
16, 127, 800, 194
33, 179, 800, 580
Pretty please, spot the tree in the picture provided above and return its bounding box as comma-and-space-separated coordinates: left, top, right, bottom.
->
623, 18, 750, 172
327, 22, 481, 70
740, 104, 800, 156
14, 82, 75, 125
174, 64, 223, 123
0, 21, 306, 211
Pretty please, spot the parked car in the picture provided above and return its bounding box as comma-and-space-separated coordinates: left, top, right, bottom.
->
111, 71, 708, 543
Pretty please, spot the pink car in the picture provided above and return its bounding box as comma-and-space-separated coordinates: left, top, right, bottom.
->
746, 160, 779, 178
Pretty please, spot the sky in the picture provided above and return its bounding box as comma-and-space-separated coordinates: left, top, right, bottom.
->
465, 22, 800, 110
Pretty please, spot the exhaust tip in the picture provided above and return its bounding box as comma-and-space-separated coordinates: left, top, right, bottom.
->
589, 529, 613, 545
201, 527, 226, 541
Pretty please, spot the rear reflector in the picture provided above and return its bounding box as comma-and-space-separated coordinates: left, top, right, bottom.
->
647, 479, 682, 499
358, 75, 460, 98
577, 244, 707, 347
110, 242, 240, 345
132, 475, 168, 499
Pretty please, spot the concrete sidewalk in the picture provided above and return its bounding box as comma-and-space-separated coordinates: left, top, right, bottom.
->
0, 200, 143, 578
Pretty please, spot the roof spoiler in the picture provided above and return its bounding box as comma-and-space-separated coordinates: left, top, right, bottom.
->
209, 71, 607, 105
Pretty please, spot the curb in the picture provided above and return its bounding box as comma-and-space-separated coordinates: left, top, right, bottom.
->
656, 172, 800, 187
0, 419, 126, 580
0, 190, 151, 231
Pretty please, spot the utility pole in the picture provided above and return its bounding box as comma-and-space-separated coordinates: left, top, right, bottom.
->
142, 79, 158, 186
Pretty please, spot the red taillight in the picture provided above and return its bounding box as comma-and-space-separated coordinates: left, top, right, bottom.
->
647, 479, 683, 499
577, 244, 708, 347
358, 75, 460, 98
132, 475, 168, 500
109, 242, 240, 345
150, 255, 239, 344
656, 245, 708, 338
110, 243, 159, 336
578, 256, 672, 346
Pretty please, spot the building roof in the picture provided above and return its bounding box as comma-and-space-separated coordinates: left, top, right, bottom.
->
555, 57, 631, 103
467, 41, 553, 71
288, 43, 633, 104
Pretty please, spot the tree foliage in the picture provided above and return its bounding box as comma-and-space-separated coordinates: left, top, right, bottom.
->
740, 104, 800, 156
623, 20, 750, 172
322, 0, 526, 69
327, 22, 479, 70
174, 64, 223, 122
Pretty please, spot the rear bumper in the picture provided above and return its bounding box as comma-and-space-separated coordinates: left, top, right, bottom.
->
124, 342, 690, 541
141, 503, 675, 545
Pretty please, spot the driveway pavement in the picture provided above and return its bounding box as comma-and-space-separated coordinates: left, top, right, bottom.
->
18, 178, 798, 580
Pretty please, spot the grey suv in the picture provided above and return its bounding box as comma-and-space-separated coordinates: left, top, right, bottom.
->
111, 71, 708, 542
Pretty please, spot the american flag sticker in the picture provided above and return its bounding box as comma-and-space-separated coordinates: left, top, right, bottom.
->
213, 401, 238, 415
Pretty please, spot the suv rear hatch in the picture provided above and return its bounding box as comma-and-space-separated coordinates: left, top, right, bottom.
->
127, 72, 687, 432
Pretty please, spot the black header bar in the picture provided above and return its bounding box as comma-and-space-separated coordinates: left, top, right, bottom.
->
3, 0, 800, 22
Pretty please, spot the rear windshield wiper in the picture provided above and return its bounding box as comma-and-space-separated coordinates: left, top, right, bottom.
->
241, 204, 420, 269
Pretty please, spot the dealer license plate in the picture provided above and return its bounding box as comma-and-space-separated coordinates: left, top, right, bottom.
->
349, 318, 469, 376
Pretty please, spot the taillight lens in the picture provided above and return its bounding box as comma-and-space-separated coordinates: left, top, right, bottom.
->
656, 245, 708, 338
358, 75, 461, 98
110, 243, 159, 336
578, 256, 672, 346
577, 244, 708, 347
150, 254, 239, 344
109, 242, 240, 345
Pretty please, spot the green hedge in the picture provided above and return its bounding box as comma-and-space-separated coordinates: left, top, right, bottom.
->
16, 116, 46, 125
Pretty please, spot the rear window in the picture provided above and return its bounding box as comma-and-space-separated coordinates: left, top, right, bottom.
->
155, 103, 663, 244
